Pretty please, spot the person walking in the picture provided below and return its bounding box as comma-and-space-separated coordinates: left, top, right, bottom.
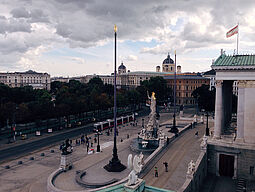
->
154, 167, 158, 177
163, 162, 168, 172
195, 131, 198, 138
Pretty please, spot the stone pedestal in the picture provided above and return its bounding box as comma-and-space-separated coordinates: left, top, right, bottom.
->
60, 153, 72, 171
124, 178, 145, 192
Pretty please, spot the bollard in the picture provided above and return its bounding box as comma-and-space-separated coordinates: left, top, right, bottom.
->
30, 157, 34, 160
40, 153, 45, 156
120, 138, 123, 142
18, 161, 23, 164
50, 149, 55, 153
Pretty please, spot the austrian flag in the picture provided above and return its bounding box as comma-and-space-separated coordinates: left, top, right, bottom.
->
226, 25, 238, 38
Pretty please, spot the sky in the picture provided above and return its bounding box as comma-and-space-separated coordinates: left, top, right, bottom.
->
0, 0, 255, 77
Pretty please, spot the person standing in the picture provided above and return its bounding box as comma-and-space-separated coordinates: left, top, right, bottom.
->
163, 162, 168, 172
154, 167, 158, 177
86, 142, 89, 153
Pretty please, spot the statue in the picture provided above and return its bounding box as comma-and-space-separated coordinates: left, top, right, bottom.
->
60, 139, 72, 155
200, 135, 208, 150
146, 91, 158, 137
187, 160, 196, 175
127, 153, 144, 186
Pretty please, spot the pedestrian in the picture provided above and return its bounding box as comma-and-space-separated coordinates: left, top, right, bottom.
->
94, 137, 97, 143
86, 143, 89, 153
154, 167, 158, 177
163, 162, 168, 172
91, 142, 93, 147
195, 131, 198, 138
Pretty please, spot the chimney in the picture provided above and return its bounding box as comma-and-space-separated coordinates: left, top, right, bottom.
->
221, 49, 223, 55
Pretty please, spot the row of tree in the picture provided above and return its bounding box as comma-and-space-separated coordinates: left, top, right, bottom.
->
0, 76, 172, 127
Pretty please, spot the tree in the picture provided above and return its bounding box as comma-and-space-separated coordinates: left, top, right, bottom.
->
192, 85, 215, 112
136, 76, 172, 105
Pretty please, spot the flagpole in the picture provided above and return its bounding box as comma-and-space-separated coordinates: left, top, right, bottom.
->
237, 23, 239, 55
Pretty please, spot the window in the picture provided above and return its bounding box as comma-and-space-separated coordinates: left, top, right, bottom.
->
186, 86, 189, 90
171, 67, 173, 71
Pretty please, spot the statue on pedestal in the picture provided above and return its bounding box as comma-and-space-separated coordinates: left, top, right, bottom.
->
200, 135, 208, 150
187, 160, 196, 175
60, 139, 73, 155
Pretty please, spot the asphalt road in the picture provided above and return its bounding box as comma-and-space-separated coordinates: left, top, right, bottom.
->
0, 125, 94, 163
0, 108, 150, 163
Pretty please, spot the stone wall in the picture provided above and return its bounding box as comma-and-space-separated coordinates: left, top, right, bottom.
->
207, 143, 255, 180
178, 150, 207, 192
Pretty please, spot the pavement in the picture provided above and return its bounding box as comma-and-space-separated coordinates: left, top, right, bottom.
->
0, 110, 180, 192
0, 108, 202, 192
142, 121, 214, 191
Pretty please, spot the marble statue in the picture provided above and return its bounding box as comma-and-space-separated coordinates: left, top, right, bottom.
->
146, 92, 157, 133
127, 154, 133, 169
127, 153, 144, 186
200, 135, 208, 150
187, 160, 196, 175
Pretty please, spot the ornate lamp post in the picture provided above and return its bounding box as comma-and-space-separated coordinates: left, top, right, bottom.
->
170, 50, 179, 134
104, 25, 126, 172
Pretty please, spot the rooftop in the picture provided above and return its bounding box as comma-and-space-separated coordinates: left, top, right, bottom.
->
212, 54, 255, 67
203, 69, 216, 76
164, 74, 208, 80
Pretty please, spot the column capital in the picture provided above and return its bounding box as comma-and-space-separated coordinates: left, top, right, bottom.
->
245, 80, 255, 88
237, 80, 247, 88
215, 80, 223, 87
238, 80, 255, 88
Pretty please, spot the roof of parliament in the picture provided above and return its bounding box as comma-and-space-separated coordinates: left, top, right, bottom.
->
163, 53, 174, 64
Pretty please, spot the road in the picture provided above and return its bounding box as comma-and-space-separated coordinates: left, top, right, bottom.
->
142, 122, 207, 191
0, 125, 94, 163
0, 108, 151, 163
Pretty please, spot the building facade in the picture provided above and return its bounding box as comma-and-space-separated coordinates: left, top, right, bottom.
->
0, 70, 50, 90
164, 73, 210, 105
207, 54, 255, 182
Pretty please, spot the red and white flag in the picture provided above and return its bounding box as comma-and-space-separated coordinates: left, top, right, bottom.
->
226, 25, 238, 38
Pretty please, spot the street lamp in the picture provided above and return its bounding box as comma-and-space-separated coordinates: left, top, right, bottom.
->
169, 50, 178, 134
104, 25, 126, 172
205, 111, 209, 136
96, 131, 101, 152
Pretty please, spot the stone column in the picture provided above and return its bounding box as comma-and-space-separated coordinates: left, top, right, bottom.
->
243, 81, 255, 144
214, 80, 223, 139
236, 80, 245, 142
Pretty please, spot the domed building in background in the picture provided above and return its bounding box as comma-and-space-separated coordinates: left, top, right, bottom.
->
118, 62, 126, 74
162, 53, 175, 72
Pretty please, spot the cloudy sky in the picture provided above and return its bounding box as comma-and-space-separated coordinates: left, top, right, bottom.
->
0, 0, 255, 76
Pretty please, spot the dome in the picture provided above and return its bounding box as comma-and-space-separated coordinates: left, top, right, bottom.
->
118, 62, 126, 70
163, 53, 174, 64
